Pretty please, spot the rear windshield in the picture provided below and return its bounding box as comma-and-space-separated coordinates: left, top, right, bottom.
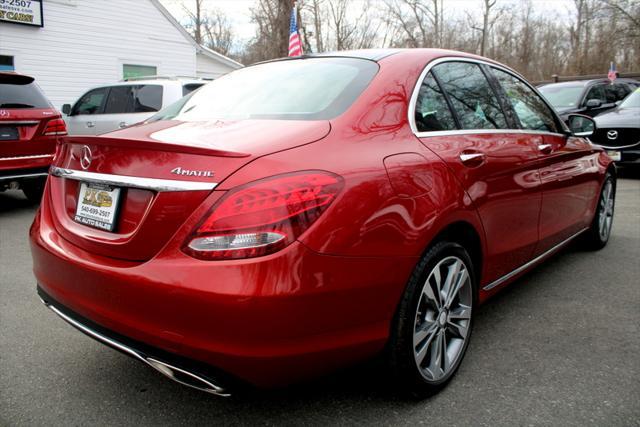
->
148, 58, 378, 121
0, 74, 51, 109
538, 84, 583, 109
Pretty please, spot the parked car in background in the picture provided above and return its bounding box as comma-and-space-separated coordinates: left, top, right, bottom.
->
62, 76, 205, 135
591, 87, 640, 165
1, 72, 66, 202
538, 78, 639, 120
33, 49, 615, 398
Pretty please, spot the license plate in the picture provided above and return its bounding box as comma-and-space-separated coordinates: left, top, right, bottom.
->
74, 182, 121, 231
0, 126, 18, 141
606, 150, 621, 161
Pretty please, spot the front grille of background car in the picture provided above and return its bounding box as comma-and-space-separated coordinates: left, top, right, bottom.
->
591, 128, 640, 148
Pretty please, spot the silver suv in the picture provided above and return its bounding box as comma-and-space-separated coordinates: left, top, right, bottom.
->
62, 76, 205, 135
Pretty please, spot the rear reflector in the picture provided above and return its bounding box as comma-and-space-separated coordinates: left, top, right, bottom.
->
43, 118, 67, 136
183, 171, 343, 260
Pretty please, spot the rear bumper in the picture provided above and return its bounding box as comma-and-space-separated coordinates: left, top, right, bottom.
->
30, 202, 416, 387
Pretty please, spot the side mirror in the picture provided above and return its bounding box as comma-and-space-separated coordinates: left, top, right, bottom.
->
567, 114, 596, 137
585, 99, 603, 109
62, 104, 71, 115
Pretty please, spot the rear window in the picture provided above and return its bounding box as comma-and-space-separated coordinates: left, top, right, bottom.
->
0, 74, 51, 109
149, 58, 378, 122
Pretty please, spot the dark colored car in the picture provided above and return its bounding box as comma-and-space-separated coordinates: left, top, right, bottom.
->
31, 49, 615, 398
592, 88, 640, 165
0, 72, 66, 202
538, 78, 639, 120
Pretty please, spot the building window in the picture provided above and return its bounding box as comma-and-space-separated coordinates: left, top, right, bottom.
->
0, 55, 15, 71
123, 64, 157, 80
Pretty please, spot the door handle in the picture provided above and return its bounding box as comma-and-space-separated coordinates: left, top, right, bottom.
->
538, 143, 553, 154
118, 121, 127, 128
86, 121, 95, 128
459, 151, 486, 166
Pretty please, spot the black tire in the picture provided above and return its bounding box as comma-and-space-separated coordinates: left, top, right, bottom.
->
582, 173, 616, 250
388, 241, 476, 398
21, 178, 46, 204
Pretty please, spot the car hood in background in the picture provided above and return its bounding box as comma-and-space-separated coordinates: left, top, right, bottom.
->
594, 108, 640, 128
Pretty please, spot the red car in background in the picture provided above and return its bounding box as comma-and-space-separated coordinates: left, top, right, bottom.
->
1, 73, 66, 202
30, 49, 615, 398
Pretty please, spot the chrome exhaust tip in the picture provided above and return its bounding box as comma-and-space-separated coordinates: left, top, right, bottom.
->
39, 294, 230, 397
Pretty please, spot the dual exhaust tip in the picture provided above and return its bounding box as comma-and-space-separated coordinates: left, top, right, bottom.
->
39, 296, 230, 397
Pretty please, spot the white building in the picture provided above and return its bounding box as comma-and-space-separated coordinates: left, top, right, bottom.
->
0, 0, 242, 109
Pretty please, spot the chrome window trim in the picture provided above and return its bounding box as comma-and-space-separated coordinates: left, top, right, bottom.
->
408, 56, 569, 138
482, 227, 588, 291
50, 166, 217, 192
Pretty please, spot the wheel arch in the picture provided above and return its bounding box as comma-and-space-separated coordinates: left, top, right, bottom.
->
428, 220, 484, 293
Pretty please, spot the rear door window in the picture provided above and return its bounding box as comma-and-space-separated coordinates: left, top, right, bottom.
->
414, 72, 457, 132
432, 61, 508, 130
103, 85, 163, 114
71, 88, 108, 115
491, 67, 559, 133
132, 85, 162, 112
104, 86, 133, 114
0, 74, 51, 109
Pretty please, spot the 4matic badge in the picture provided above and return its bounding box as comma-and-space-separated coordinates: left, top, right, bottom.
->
170, 167, 214, 178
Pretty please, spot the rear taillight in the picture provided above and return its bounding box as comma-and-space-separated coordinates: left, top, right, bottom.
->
43, 118, 67, 136
183, 171, 343, 260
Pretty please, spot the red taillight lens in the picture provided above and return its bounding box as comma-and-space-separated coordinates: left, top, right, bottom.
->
43, 118, 67, 136
183, 171, 343, 260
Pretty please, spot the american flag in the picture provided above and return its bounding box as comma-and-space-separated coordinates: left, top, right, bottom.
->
608, 62, 617, 83
288, 3, 303, 57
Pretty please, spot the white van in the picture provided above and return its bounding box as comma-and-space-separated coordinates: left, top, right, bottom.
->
62, 76, 205, 135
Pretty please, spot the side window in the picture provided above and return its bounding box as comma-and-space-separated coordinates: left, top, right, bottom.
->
584, 85, 606, 104
132, 85, 162, 112
414, 72, 457, 132
71, 88, 107, 116
432, 62, 507, 130
612, 83, 630, 101
183, 83, 204, 96
491, 67, 559, 133
104, 86, 133, 114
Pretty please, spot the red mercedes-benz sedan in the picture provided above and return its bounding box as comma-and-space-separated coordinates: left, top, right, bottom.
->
1, 72, 66, 202
30, 49, 615, 397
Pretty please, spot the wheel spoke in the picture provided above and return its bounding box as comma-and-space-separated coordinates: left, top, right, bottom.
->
414, 324, 439, 366
426, 267, 443, 309
441, 260, 462, 306
445, 267, 468, 309
414, 320, 437, 347
448, 304, 471, 321
447, 319, 468, 339
427, 330, 445, 379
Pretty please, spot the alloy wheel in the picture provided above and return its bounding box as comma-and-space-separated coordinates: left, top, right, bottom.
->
413, 256, 472, 382
598, 180, 614, 241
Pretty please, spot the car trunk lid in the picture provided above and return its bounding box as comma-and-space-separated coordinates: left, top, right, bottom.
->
48, 119, 331, 261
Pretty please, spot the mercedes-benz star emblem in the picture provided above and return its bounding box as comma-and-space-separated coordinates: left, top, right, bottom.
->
607, 130, 618, 140
80, 146, 92, 170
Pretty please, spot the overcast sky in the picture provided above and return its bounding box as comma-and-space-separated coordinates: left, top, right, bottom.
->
159, 0, 576, 46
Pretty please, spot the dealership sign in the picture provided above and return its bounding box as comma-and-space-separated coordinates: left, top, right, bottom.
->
0, 0, 43, 27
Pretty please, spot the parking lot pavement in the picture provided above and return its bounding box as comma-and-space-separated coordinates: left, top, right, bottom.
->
1, 174, 638, 427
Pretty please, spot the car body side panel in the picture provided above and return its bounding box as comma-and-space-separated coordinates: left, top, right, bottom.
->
536, 134, 605, 253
